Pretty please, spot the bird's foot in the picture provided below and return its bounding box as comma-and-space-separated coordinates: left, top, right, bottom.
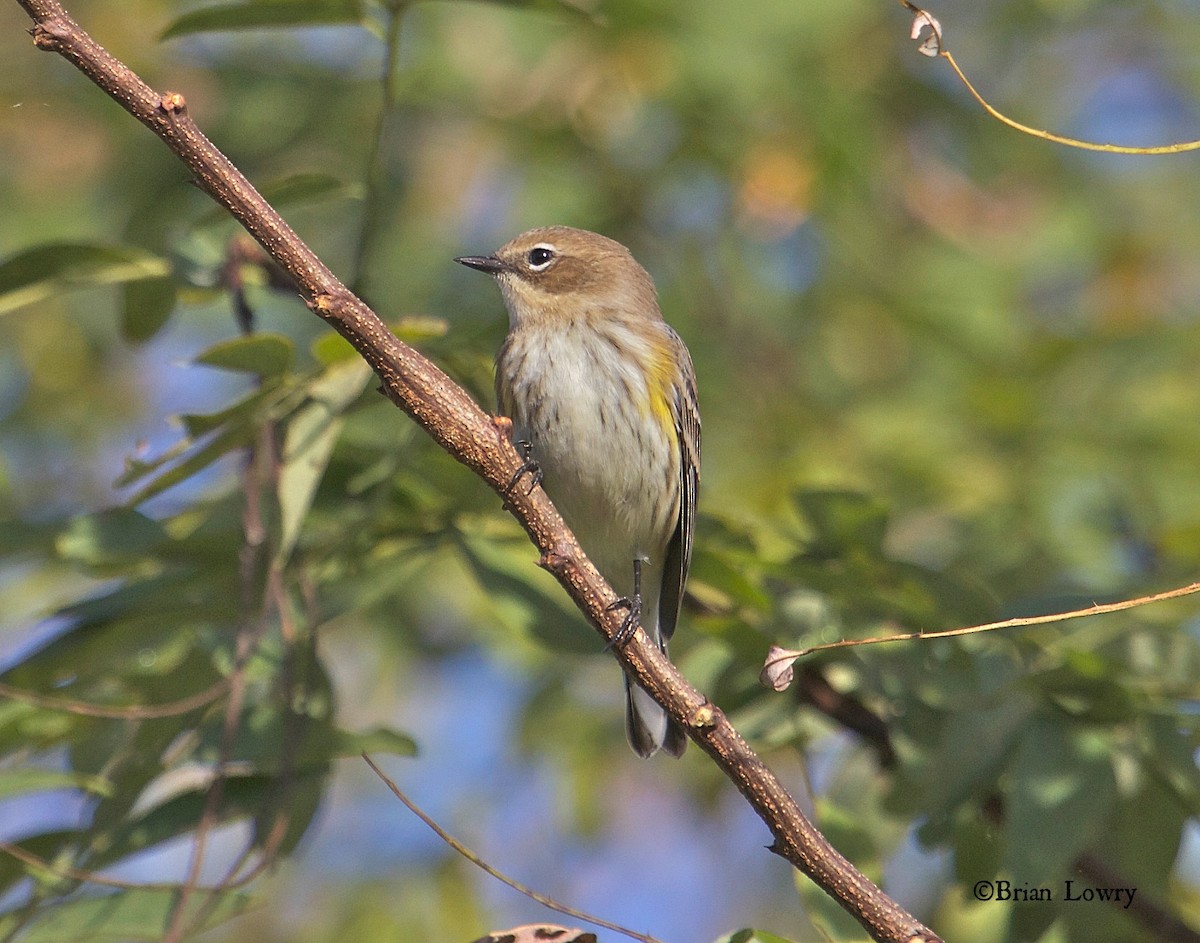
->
501, 438, 542, 508
604, 592, 642, 651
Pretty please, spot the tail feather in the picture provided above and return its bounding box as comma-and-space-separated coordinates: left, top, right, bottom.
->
624, 673, 686, 758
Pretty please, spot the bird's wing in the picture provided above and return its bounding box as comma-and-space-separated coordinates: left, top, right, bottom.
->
659, 328, 701, 643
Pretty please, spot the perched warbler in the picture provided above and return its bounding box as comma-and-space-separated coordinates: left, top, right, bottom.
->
456, 226, 701, 758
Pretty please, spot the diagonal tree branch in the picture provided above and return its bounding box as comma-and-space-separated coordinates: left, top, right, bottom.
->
11, 3, 941, 941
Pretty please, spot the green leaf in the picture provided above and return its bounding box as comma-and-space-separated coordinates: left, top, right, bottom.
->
794, 862, 872, 943
55, 509, 168, 568
0, 517, 57, 555
448, 0, 601, 20
125, 423, 256, 502
0, 243, 170, 316
1003, 716, 1117, 885
1096, 778, 1186, 892
712, 931, 799, 943
392, 315, 449, 343
1, 888, 251, 942
900, 696, 1033, 819
93, 773, 299, 869
260, 172, 356, 206
0, 768, 112, 800
177, 381, 292, 439
0, 831, 80, 899
120, 277, 177, 344
278, 361, 371, 560
161, 0, 364, 40
310, 330, 358, 366
196, 173, 358, 229
311, 316, 446, 365
193, 332, 295, 378
794, 489, 889, 554
335, 725, 417, 758
455, 529, 593, 653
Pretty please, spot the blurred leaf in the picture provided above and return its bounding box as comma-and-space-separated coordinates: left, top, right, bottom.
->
55, 509, 167, 569
120, 277, 177, 344
1, 573, 234, 705
0, 517, 57, 556
0, 768, 112, 799
194, 333, 295, 378
177, 381, 293, 440
1037, 668, 1137, 724
794, 863, 873, 943
952, 809, 1002, 885
392, 315, 450, 342
0, 831, 80, 899
795, 490, 889, 555
116, 442, 192, 491
161, 0, 364, 40
712, 931, 798, 943
900, 696, 1033, 821
1143, 714, 1200, 813
260, 172, 357, 206
195, 173, 359, 228
456, 0, 601, 19
336, 725, 417, 757
312, 316, 447, 365
1095, 776, 1185, 892
1003, 717, 1117, 885
278, 360, 372, 560
96, 773, 300, 868
126, 422, 254, 504
0, 243, 170, 316
455, 528, 593, 653
0, 888, 250, 942
310, 330, 358, 366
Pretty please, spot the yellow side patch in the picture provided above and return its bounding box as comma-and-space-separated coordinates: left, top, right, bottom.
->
644, 340, 677, 437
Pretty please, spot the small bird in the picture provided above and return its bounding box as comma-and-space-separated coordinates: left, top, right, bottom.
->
456, 226, 701, 757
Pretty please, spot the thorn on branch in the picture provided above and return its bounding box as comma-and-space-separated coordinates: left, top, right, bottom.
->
32, 19, 69, 50
537, 546, 572, 575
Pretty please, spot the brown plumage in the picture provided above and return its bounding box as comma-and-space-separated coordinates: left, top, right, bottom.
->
457, 227, 701, 757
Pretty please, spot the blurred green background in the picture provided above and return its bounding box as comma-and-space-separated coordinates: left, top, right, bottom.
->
2, 0, 1200, 941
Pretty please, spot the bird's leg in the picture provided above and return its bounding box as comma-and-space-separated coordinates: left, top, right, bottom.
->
605, 558, 643, 650
501, 437, 543, 508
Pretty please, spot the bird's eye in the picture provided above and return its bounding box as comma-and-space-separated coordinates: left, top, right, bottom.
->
527, 246, 555, 270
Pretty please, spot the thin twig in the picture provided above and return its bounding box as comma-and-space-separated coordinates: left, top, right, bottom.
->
898, 0, 1200, 154
361, 755, 664, 943
161, 586, 259, 943
765, 580, 1200, 671
165, 258, 299, 940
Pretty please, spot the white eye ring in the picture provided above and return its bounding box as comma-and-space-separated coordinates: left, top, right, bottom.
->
527, 244, 556, 271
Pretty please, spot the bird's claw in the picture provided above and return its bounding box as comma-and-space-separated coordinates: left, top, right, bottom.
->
604, 593, 641, 651
501, 439, 542, 508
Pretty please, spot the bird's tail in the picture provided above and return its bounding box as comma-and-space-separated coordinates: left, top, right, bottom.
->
624, 671, 686, 758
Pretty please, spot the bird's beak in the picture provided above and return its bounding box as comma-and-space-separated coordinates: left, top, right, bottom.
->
454, 254, 509, 275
